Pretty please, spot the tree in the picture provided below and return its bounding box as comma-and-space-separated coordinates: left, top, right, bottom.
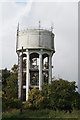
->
2, 64, 19, 111
24, 88, 48, 109
72, 91, 80, 109
3, 64, 18, 99
11, 64, 18, 73
42, 79, 78, 112
4, 73, 18, 99
2, 68, 10, 91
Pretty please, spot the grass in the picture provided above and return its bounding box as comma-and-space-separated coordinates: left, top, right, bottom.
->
2, 109, 80, 120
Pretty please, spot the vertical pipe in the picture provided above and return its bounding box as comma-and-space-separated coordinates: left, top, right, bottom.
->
18, 53, 20, 98
18, 54, 21, 98
20, 46, 23, 114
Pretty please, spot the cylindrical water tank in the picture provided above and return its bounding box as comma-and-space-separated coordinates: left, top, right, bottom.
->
17, 29, 55, 51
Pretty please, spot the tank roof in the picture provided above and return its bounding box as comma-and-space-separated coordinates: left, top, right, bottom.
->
19, 28, 54, 33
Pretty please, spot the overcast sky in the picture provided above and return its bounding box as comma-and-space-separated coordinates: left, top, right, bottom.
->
0, 0, 78, 84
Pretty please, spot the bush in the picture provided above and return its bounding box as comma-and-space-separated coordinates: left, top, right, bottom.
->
10, 98, 20, 109
23, 100, 33, 109
24, 79, 80, 111
2, 94, 20, 111
24, 88, 48, 110
42, 79, 78, 112
72, 92, 80, 109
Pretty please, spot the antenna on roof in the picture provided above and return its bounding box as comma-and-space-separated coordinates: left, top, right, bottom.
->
39, 21, 41, 46
17, 22, 19, 35
51, 23, 53, 32
39, 20, 41, 30
16, 23, 19, 52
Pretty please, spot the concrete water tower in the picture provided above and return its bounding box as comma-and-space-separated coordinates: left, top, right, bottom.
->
16, 22, 55, 101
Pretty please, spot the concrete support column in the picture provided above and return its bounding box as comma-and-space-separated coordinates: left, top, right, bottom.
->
18, 54, 22, 98
49, 54, 52, 84
26, 51, 30, 101
39, 53, 42, 90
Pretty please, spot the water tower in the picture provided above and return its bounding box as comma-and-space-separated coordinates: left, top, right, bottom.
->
16, 23, 55, 101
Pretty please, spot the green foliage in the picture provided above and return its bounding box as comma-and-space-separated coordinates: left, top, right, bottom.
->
10, 98, 20, 109
2, 109, 80, 119
24, 88, 48, 109
2, 64, 18, 111
2, 68, 10, 90
42, 79, 78, 111
4, 73, 18, 99
72, 92, 80, 109
2, 63, 80, 113
11, 64, 18, 73
2, 94, 20, 111
23, 79, 80, 111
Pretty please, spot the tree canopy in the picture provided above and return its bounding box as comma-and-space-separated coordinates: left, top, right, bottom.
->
42, 79, 79, 112
25, 79, 80, 112
2, 68, 10, 91
2, 64, 80, 112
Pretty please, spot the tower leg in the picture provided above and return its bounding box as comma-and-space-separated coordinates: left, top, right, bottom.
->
49, 54, 52, 84
39, 53, 42, 90
26, 51, 30, 101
